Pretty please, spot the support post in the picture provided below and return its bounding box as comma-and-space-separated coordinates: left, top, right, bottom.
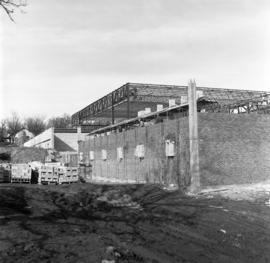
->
51, 127, 55, 150
188, 79, 200, 193
77, 126, 82, 151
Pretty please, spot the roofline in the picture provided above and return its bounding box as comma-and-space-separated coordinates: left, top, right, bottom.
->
72, 82, 270, 117
126, 82, 270, 93
72, 83, 129, 116
88, 103, 189, 135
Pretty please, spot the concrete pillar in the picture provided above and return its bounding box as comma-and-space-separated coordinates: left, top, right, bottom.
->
77, 126, 82, 135
51, 127, 55, 149
188, 80, 200, 193
77, 126, 82, 152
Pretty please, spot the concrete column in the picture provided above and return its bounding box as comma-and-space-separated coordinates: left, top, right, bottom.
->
51, 127, 55, 149
188, 80, 200, 193
77, 126, 82, 152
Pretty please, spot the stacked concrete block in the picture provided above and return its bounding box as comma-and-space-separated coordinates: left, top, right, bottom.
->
66, 167, 79, 183
11, 164, 31, 183
39, 165, 58, 184
56, 166, 79, 184
0, 166, 4, 183
0, 164, 12, 183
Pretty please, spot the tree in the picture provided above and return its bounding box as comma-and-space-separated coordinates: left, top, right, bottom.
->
25, 116, 46, 136
0, 120, 8, 143
5, 112, 23, 143
47, 114, 72, 129
0, 0, 27, 21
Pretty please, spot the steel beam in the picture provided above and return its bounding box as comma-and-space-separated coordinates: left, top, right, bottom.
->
127, 85, 130, 119
71, 84, 135, 125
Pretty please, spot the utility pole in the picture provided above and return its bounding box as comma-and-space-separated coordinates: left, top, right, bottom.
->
188, 79, 200, 193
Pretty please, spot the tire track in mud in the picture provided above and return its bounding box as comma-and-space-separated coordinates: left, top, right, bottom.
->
0, 184, 270, 262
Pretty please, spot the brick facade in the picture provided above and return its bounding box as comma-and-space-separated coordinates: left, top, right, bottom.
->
199, 113, 270, 186
79, 113, 270, 188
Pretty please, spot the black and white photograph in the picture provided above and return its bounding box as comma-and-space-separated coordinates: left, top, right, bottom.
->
0, 0, 270, 262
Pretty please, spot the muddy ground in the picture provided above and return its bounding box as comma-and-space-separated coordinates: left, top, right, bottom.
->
0, 183, 270, 263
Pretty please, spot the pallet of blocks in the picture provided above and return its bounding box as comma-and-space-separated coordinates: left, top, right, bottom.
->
0, 166, 5, 183
0, 164, 11, 183
67, 167, 79, 183
11, 164, 31, 183
56, 166, 79, 184
39, 165, 58, 185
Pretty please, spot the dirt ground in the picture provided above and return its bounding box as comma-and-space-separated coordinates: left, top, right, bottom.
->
0, 183, 270, 263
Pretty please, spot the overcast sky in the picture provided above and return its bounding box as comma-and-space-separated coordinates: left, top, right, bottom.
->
0, 0, 270, 120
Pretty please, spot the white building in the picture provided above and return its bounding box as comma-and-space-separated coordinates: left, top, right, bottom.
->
24, 127, 88, 152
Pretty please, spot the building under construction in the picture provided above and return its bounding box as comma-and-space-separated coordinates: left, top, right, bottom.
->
77, 82, 270, 190
72, 82, 270, 127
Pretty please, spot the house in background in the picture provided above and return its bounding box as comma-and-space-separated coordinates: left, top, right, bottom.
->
15, 129, 35, 146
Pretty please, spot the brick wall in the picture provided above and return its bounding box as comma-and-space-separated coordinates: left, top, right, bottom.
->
79, 113, 270, 187
79, 117, 190, 185
198, 113, 270, 186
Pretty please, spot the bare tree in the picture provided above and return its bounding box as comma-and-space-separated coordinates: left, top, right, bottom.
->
25, 116, 46, 136
5, 112, 23, 143
0, 0, 27, 21
0, 119, 8, 142
47, 114, 72, 129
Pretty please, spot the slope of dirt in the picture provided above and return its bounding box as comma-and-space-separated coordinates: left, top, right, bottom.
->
0, 146, 48, 163
11, 147, 48, 163
0, 183, 270, 263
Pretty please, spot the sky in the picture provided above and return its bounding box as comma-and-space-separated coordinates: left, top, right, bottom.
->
0, 0, 270, 120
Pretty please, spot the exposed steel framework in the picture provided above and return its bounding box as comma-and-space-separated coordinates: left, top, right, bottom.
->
71, 83, 186, 126
72, 82, 270, 127
72, 83, 134, 126
198, 93, 270, 114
